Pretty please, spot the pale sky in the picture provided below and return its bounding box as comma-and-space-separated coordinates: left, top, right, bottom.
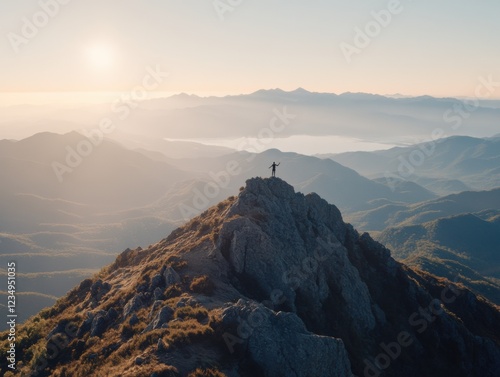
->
1, 0, 499, 104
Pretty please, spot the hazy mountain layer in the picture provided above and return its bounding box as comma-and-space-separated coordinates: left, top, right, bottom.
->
3, 90, 499, 148
378, 213, 500, 304
326, 136, 500, 195
347, 187, 500, 231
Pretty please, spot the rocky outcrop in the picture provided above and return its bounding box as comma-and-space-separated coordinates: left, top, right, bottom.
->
8, 177, 500, 377
163, 266, 181, 286
216, 178, 377, 335
90, 311, 108, 337
123, 293, 144, 318
213, 178, 500, 377
144, 305, 174, 332
221, 299, 352, 377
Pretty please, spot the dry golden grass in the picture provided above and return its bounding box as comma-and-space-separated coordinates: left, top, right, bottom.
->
165, 283, 183, 298
187, 368, 228, 377
0, 194, 241, 376
164, 318, 214, 347
174, 305, 209, 321
190, 275, 215, 295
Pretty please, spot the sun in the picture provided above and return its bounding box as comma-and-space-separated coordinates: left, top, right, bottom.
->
85, 43, 115, 70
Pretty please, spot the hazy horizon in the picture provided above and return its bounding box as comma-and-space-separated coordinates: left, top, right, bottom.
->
2, 1, 499, 99
2, 88, 500, 108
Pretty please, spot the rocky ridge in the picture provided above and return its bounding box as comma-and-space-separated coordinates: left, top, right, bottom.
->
1, 177, 499, 377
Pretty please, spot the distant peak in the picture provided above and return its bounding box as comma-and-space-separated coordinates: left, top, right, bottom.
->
405, 94, 439, 101
339, 92, 386, 100
19, 130, 83, 143
292, 87, 310, 94
262, 148, 284, 155
171, 92, 200, 99
251, 88, 285, 95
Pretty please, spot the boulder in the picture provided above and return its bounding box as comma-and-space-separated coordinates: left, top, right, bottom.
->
221, 300, 352, 377
153, 287, 164, 301
149, 300, 164, 319
143, 305, 173, 332
123, 294, 144, 318
150, 273, 164, 291
77, 312, 95, 338
106, 308, 119, 322
90, 311, 108, 337
164, 267, 181, 286
129, 313, 139, 326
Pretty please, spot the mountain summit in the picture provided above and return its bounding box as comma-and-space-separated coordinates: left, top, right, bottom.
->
3, 178, 499, 377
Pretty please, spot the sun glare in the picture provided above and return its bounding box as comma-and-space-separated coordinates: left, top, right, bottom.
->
85, 43, 114, 70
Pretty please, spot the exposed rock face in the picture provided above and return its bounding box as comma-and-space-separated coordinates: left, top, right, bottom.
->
217, 178, 377, 335
90, 311, 108, 337
7, 177, 500, 377
221, 299, 351, 377
144, 305, 174, 332
123, 293, 144, 318
164, 266, 181, 286
213, 178, 500, 377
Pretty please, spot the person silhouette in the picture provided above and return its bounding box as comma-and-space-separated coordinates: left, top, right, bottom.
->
269, 161, 280, 177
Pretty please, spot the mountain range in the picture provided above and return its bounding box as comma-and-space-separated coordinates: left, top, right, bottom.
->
347, 187, 500, 231
2, 90, 499, 150
343, 184, 500, 305
325, 135, 500, 195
